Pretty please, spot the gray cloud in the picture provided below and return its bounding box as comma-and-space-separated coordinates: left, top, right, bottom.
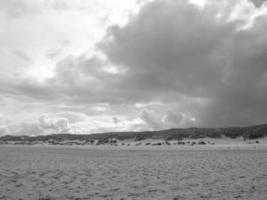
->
0, 127, 7, 136
0, 116, 7, 136
0, 0, 41, 18
98, 0, 235, 103
97, 0, 267, 127
17, 122, 42, 136
140, 110, 163, 130
250, 0, 267, 7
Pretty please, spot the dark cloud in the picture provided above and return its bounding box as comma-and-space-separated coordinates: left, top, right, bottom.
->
97, 0, 267, 127
200, 17, 267, 126
250, 0, 267, 7
99, 0, 237, 101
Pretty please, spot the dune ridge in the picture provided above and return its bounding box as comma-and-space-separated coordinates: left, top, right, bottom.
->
0, 124, 267, 145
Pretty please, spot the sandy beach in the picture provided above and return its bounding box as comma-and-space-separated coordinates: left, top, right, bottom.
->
0, 144, 266, 200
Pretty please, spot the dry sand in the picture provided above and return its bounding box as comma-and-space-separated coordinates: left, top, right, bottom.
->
0, 145, 266, 200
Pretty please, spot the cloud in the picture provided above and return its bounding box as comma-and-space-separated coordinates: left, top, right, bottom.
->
67, 114, 146, 134
1, 0, 267, 135
0, 127, 7, 136
52, 112, 88, 124
0, 115, 7, 136
16, 122, 42, 136
38, 114, 69, 132
250, 0, 267, 7
140, 110, 163, 130
96, 0, 267, 127
0, 116, 7, 136
0, 0, 140, 98
163, 111, 198, 128
99, 0, 236, 98
140, 109, 198, 130
0, 114, 70, 136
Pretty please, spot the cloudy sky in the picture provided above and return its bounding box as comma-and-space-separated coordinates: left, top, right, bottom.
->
0, 0, 267, 135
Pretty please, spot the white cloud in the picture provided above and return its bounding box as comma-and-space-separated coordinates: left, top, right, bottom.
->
0, 0, 141, 84
38, 114, 69, 132
188, 0, 207, 9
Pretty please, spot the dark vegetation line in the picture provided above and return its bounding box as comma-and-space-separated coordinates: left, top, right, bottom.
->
0, 124, 266, 144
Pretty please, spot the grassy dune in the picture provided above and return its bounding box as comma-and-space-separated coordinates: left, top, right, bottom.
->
1, 124, 267, 145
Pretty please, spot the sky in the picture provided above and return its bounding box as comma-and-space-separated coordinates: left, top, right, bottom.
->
0, 0, 267, 136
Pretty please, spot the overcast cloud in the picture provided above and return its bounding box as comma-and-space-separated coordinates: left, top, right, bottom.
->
0, 0, 267, 135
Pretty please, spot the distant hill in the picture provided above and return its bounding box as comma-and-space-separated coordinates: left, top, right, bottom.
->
0, 124, 267, 144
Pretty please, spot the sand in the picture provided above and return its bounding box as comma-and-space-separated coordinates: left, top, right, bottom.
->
0, 145, 266, 200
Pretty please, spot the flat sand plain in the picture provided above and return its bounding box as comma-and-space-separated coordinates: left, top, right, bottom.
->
0, 145, 266, 200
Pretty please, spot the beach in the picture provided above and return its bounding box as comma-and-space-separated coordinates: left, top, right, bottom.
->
0, 144, 266, 200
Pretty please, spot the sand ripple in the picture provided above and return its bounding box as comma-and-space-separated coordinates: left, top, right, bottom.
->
0, 146, 266, 200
